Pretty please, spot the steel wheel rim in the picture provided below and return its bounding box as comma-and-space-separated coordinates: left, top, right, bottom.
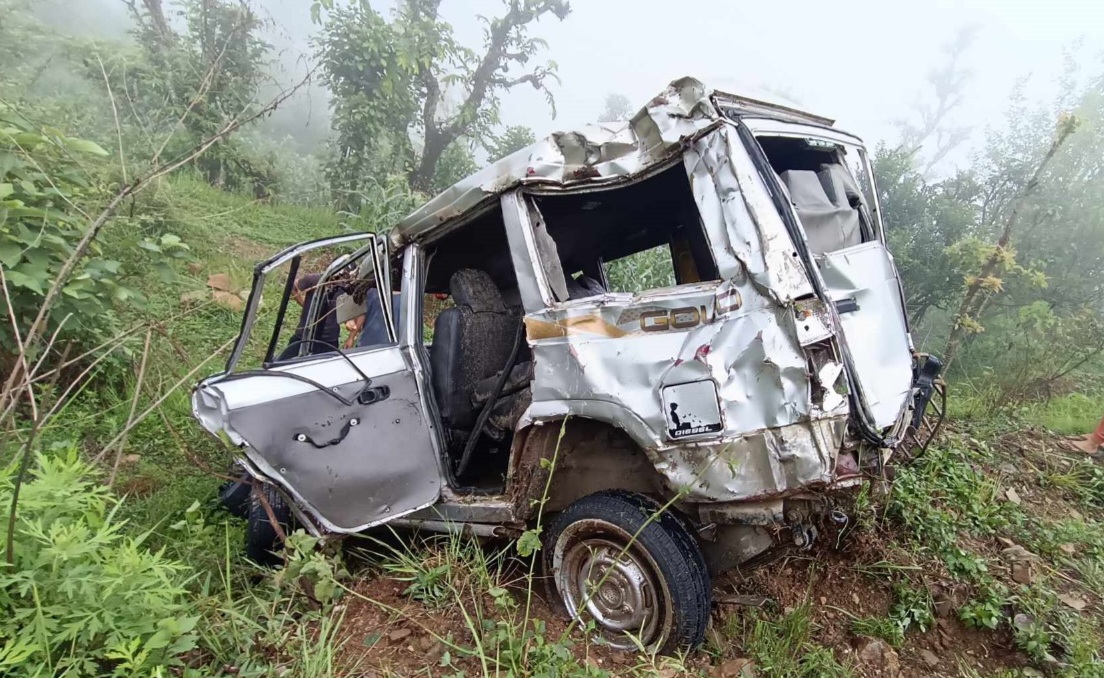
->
552, 519, 673, 650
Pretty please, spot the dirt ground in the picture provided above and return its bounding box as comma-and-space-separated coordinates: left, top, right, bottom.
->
324, 425, 1101, 678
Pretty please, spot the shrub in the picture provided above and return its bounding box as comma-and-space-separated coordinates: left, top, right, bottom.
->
0, 106, 132, 366
0, 447, 199, 677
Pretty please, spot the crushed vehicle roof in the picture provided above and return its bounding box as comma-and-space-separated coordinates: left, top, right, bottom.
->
391, 76, 843, 247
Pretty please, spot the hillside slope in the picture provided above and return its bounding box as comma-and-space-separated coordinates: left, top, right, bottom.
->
33, 177, 1104, 678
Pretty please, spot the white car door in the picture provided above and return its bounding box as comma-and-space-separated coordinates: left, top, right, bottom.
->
192, 234, 442, 533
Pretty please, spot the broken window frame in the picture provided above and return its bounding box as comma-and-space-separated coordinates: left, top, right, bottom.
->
747, 126, 886, 244
297, 240, 390, 359
500, 190, 562, 313
516, 163, 723, 304
222, 232, 386, 374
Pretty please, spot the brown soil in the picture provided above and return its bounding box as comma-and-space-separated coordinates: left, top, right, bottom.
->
328, 537, 1032, 678
326, 425, 1100, 678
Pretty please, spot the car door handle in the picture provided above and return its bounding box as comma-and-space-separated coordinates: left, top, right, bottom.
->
834, 298, 860, 314
357, 385, 390, 405
294, 417, 358, 449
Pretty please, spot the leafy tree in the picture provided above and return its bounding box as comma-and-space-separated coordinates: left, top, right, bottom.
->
429, 139, 479, 194
0, 108, 126, 368
117, 0, 271, 187
597, 92, 631, 122
486, 124, 536, 160
942, 112, 1079, 368
880, 49, 1104, 402
313, 0, 570, 201
875, 145, 982, 326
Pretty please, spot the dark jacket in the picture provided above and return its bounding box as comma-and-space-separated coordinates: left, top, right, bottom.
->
278, 284, 340, 361
357, 292, 402, 348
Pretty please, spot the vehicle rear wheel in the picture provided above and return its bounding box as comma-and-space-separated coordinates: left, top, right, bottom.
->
542, 490, 711, 653
245, 482, 293, 567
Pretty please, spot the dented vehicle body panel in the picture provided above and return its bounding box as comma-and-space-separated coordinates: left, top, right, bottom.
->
193, 237, 446, 533
191, 76, 936, 560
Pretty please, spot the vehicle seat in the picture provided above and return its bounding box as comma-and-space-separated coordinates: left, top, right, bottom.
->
429, 269, 524, 452
566, 273, 606, 299
470, 361, 534, 442
781, 168, 862, 254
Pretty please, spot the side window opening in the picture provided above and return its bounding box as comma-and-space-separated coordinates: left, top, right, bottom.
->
757, 135, 876, 254
422, 205, 523, 319
531, 163, 721, 297
605, 245, 676, 294
232, 239, 373, 372
337, 252, 403, 353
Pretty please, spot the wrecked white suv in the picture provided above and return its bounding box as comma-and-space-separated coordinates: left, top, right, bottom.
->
192, 77, 944, 652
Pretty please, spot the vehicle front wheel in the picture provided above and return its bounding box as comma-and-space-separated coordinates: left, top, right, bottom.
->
542, 490, 711, 653
245, 482, 293, 567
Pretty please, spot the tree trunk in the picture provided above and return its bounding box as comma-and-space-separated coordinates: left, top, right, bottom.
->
942, 118, 1077, 368
408, 131, 449, 194
141, 0, 175, 48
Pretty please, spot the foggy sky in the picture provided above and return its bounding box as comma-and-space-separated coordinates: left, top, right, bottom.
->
44, 0, 1104, 166
264, 0, 1104, 166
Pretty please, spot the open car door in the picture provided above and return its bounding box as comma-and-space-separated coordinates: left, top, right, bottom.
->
743, 122, 915, 435
192, 233, 443, 533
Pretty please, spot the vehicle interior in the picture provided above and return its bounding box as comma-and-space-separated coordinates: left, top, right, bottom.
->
757, 136, 874, 255
411, 166, 725, 492
419, 205, 532, 493
277, 166, 726, 495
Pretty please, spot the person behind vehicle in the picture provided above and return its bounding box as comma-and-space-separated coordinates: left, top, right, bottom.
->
1070, 414, 1104, 458
277, 273, 340, 361
343, 281, 402, 349
217, 273, 340, 525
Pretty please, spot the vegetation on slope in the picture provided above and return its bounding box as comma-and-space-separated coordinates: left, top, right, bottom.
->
2, 1, 1104, 677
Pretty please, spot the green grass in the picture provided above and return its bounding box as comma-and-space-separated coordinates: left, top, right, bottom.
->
849, 616, 904, 647
161, 173, 343, 247
1020, 392, 1104, 435
883, 424, 1104, 674
946, 386, 1104, 436
745, 606, 852, 678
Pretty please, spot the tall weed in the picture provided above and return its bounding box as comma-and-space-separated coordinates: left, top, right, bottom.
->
0, 447, 199, 677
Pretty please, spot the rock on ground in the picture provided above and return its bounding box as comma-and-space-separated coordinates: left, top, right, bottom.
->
856, 638, 900, 678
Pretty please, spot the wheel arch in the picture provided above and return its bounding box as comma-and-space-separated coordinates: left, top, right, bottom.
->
508, 416, 679, 522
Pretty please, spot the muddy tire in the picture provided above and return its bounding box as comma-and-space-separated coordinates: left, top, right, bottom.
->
542, 490, 711, 653
245, 483, 293, 567
217, 465, 252, 520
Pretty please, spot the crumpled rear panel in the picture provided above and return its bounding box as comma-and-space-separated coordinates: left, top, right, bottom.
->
522, 124, 852, 503
818, 242, 913, 430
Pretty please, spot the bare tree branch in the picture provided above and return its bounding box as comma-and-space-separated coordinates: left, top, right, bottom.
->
93, 336, 235, 462
0, 68, 314, 420
97, 54, 128, 186
0, 268, 38, 423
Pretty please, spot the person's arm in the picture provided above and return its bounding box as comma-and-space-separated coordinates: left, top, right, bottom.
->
344, 315, 364, 349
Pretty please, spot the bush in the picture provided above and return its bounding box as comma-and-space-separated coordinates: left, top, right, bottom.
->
0, 106, 135, 368
0, 447, 199, 677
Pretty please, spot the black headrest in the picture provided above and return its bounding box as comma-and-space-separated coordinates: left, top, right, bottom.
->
450, 269, 506, 313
